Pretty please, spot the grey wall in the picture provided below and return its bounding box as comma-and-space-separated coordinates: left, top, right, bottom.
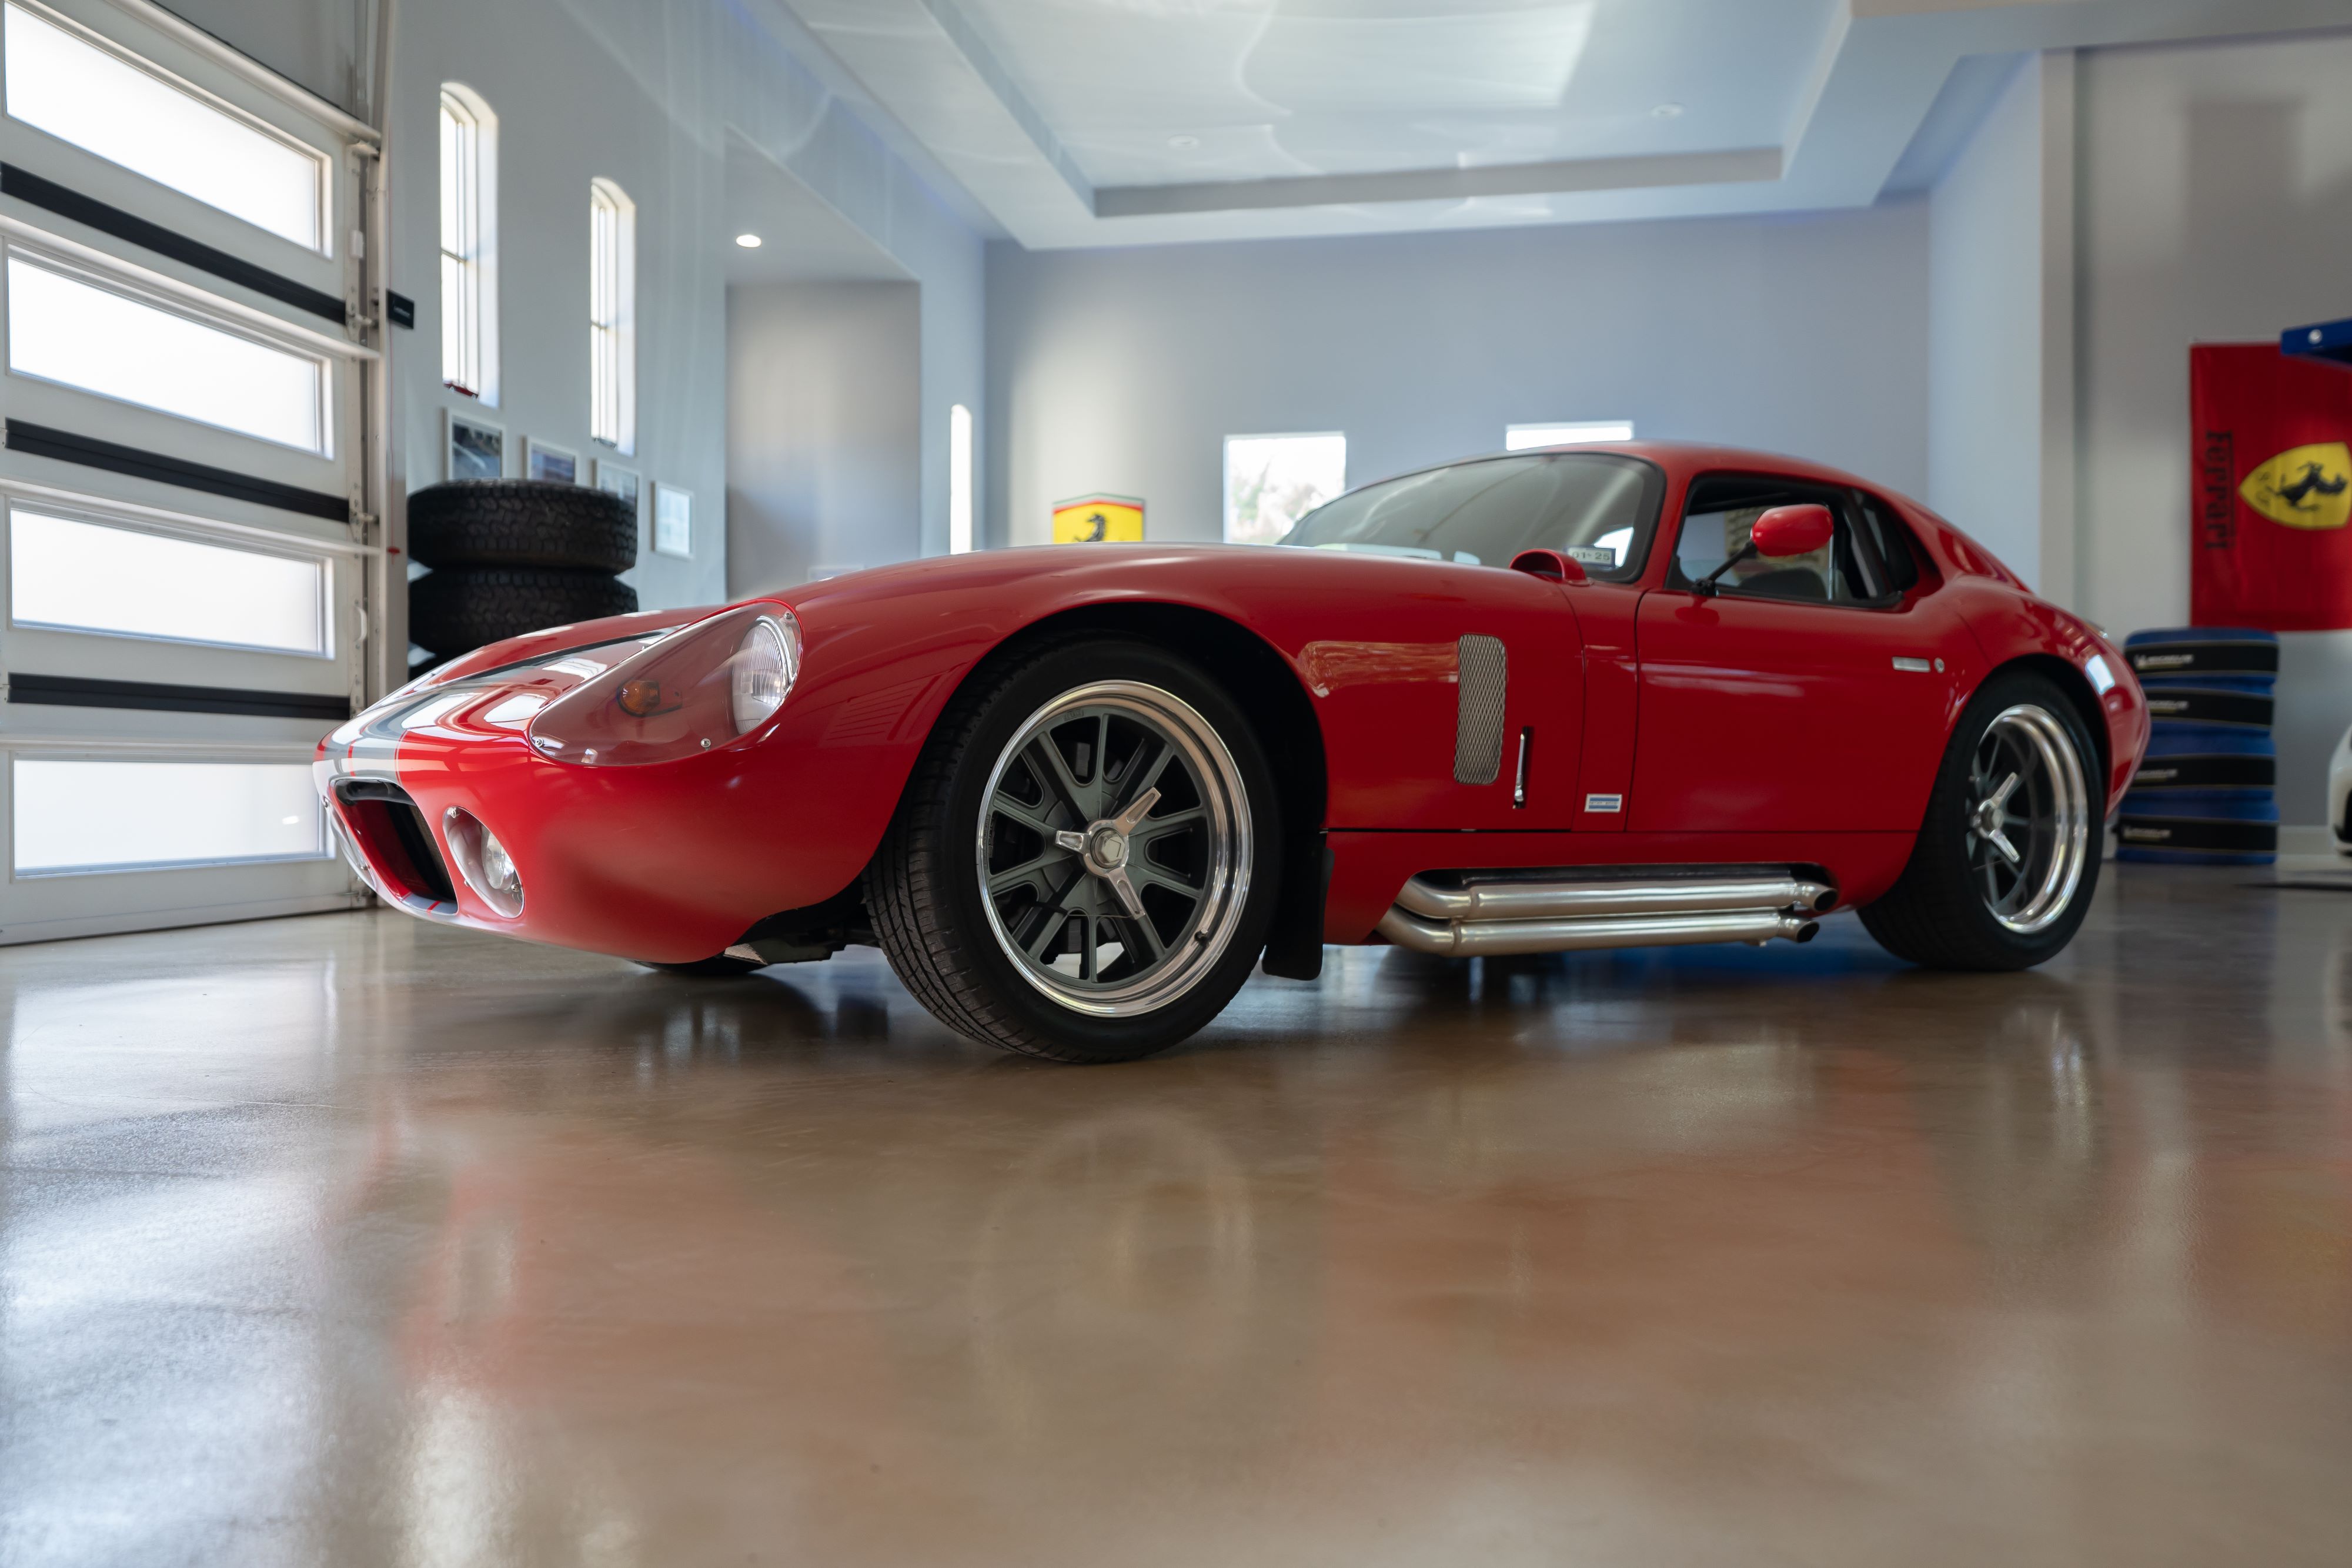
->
2078, 31, 2352, 822
728, 282, 921, 595
984, 203, 1931, 547
1928, 52, 2074, 600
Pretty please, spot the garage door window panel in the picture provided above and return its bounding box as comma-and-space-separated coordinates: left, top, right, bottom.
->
1, 0, 327, 253
1282, 452, 1663, 579
11, 757, 325, 876
4, 251, 331, 453
9, 505, 330, 655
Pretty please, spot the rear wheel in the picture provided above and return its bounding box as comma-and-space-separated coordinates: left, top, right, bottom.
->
1860, 671, 2100, 970
866, 639, 1280, 1062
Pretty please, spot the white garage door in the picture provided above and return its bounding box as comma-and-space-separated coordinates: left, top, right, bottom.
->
0, 0, 387, 944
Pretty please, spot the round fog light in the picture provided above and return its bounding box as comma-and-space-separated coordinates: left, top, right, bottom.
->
443, 808, 524, 918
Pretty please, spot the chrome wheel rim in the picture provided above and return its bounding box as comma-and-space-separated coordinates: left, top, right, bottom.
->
977, 681, 1252, 1017
1966, 703, 2091, 934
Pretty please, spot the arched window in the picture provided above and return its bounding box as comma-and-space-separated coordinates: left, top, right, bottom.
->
589, 178, 634, 452
438, 85, 497, 402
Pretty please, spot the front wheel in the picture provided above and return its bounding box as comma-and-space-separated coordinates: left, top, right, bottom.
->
1860, 671, 2102, 971
866, 638, 1281, 1062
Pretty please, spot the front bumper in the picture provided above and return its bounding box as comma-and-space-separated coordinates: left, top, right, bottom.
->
315, 644, 890, 964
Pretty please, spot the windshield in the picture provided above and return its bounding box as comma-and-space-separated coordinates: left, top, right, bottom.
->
1276, 452, 1665, 581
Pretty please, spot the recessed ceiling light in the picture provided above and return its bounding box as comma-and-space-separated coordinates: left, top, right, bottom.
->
1651, 103, 1683, 118
1168, 134, 1200, 149
734, 233, 763, 249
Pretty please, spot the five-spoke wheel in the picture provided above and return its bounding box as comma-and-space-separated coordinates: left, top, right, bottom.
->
1862, 671, 2103, 970
1965, 703, 2093, 935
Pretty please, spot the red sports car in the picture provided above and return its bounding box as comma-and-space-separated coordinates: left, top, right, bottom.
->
319, 443, 2147, 1062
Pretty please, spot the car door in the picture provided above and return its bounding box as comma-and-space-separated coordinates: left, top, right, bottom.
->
1276, 450, 1669, 831
1630, 475, 1973, 834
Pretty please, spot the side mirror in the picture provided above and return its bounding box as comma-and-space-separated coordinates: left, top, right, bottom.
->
1509, 548, 1586, 584
1749, 503, 1834, 559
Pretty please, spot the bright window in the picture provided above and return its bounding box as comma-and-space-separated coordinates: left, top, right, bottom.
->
1506, 420, 1634, 450
5, 253, 330, 452
589, 178, 634, 450
10, 507, 329, 654
1224, 433, 1346, 546
439, 86, 496, 402
12, 758, 325, 875
949, 403, 974, 553
1, 2, 326, 252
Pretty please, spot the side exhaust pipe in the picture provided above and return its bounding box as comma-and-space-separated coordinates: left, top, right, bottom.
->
1375, 871, 1830, 958
1394, 874, 1835, 922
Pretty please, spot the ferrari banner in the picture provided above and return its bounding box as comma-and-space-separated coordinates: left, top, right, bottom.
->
2191, 343, 2352, 630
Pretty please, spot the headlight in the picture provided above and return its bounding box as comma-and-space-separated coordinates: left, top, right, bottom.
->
443, 808, 524, 917
730, 615, 797, 734
527, 604, 800, 767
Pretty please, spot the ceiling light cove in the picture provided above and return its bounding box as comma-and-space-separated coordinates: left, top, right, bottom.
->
774, 0, 2350, 247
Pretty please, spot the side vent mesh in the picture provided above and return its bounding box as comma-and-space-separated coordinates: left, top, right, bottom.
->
1454, 634, 1508, 785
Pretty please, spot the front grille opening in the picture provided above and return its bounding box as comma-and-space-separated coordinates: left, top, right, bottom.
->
332, 780, 456, 907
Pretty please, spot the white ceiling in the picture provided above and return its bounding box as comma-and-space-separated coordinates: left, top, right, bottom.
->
772, 0, 2352, 249
957, 0, 1839, 188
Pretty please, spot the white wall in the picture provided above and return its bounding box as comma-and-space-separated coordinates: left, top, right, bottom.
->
728, 282, 921, 595
984, 203, 1930, 547
1927, 52, 2074, 600
2078, 31, 2352, 822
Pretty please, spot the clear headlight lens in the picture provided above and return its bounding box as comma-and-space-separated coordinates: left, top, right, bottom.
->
730, 615, 797, 735
526, 603, 800, 767
443, 808, 524, 917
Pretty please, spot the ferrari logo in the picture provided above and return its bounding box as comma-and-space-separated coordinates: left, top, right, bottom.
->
1051, 494, 1144, 543
2239, 442, 2352, 530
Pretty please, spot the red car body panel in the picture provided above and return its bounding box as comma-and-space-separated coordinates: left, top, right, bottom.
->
320, 444, 2147, 964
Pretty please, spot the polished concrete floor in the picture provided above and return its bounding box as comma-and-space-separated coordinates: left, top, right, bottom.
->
4, 864, 2350, 1567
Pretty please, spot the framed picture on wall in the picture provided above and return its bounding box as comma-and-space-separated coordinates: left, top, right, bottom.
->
446, 410, 503, 481
593, 459, 640, 512
653, 483, 691, 558
526, 439, 579, 484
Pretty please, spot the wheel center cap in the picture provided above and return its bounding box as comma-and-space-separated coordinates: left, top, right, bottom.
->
1970, 797, 2002, 836
1084, 824, 1129, 873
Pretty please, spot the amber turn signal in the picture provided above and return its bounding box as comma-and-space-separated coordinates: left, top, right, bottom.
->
615, 678, 674, 717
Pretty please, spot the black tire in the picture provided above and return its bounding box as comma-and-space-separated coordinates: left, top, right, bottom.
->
408, 480, 639, 573
865, 637, 1282, 1063
409, 567, 639, 657
636, 955, 764, 977
1860, 670, 2103, 971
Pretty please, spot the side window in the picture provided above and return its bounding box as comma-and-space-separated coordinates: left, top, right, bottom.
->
1849, 490, 1922, 596
1671, 475, 1902, 607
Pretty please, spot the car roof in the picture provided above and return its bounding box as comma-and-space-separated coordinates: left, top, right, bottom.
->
1414, 441, 1887, 497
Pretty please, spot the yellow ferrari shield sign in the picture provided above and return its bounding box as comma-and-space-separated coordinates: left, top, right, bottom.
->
1051, 494, 1144, 543
2238, 442, 2352, 530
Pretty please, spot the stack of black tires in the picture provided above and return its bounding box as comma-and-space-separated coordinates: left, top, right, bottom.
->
2116, 626, 2278, 865
406, 480, 639, 668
